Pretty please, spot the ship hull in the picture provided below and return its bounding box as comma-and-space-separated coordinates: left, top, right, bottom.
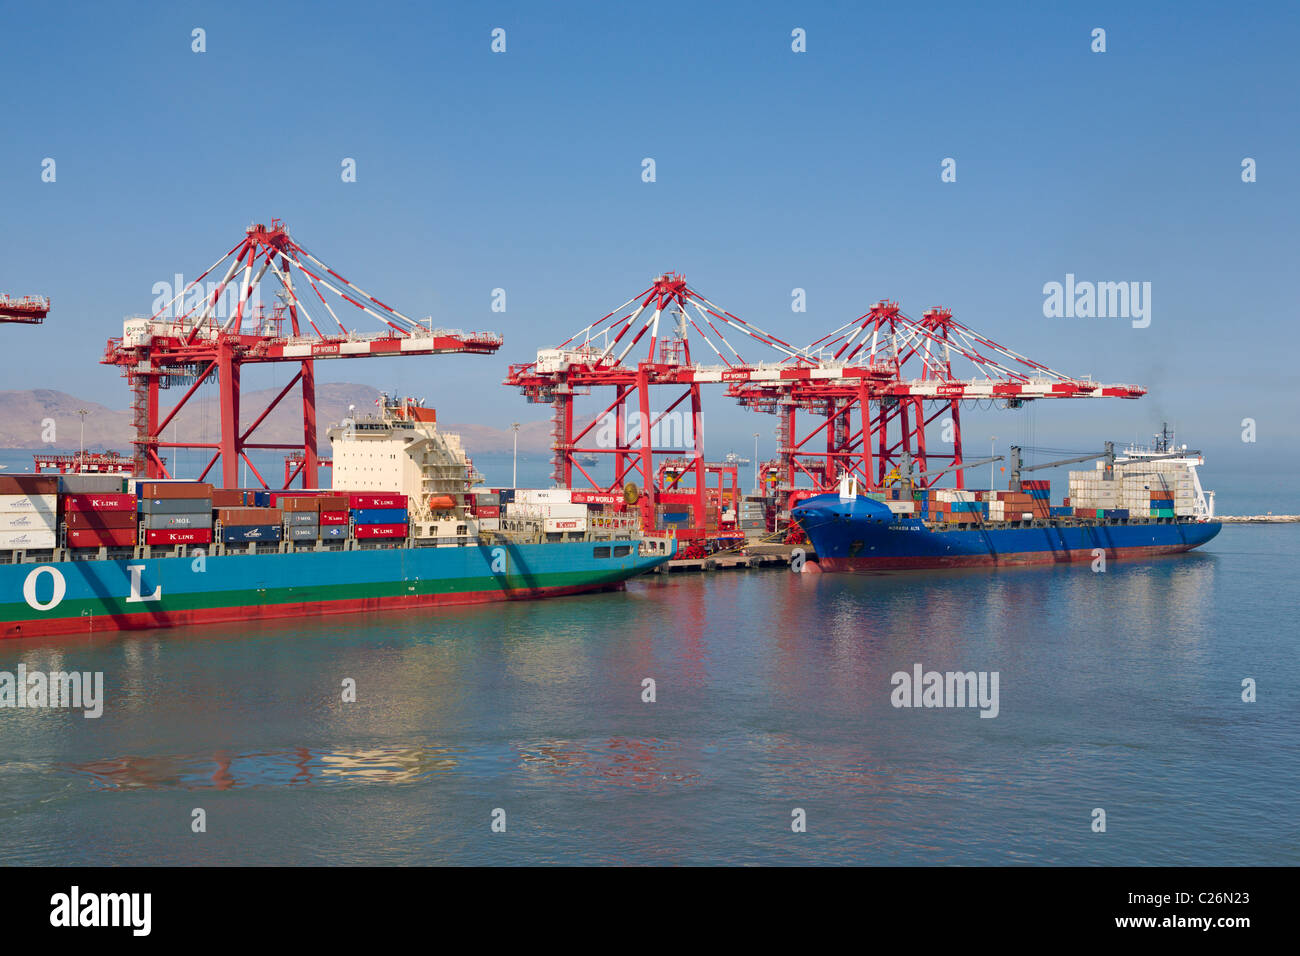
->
793, 495, 1221, 573
1, 538, 669, 640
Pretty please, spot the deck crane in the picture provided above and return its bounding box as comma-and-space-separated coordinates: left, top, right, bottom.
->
0, 294, 50, 324
102, 220, 502, 488
884, 454, 1005, 495
1009, 439, 1203, 491
1008, 445, 1117, 490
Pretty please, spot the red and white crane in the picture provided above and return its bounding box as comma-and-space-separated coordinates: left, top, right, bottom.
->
102, 219, 502, 488
0, 294, 50, 324
509, 280, 1146, 540
505, 273, 812, 537
729, 300, 1146, 508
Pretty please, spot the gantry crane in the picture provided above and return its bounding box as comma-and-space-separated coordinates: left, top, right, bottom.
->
505, 273, 814, 539
0, 294, 50, 324
730, 300, 1146, 511
102, 220, 502, 487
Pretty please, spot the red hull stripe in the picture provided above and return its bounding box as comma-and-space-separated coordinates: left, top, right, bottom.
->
819, 543, 1199, 571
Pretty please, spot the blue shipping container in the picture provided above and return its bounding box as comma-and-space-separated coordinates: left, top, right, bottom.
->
221, 524, 283, 544
351, 508, 409, 525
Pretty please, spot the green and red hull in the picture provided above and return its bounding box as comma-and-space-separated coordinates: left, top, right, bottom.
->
1, 538, 670, 640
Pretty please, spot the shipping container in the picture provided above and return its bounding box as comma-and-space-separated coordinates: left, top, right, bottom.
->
220, 524, 283, 544
65, 509, 136, 530
319, 510, 349, 525
142, 512, 213, 530
544, 517, 587, 533
276, 496, 322, 513
0, 493, 58, 516
0, 475, 58, 496
354, 523, 408, 539
144, 528, 212, 545
58, 474, 126, 494
141, 496, 212, 515
288, 525, 319, 541
139, 481, 214, 499
348, 493, 407, 509
320, 524, 348, 539
67, 526, 137, 548
211, 489, 250, 508
217, 507, 282, 526
0, 528, 57, 549
0, 511, 56, 532
64, 492, 136, 513
286, 511, 321, 526
350, 507, 409, 525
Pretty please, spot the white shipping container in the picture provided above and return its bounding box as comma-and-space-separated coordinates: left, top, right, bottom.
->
544, 517, 587, 533
0, 511, 57, 532
0, 493, 57, 516
513, 488, 574, 505
885, 501, 915, 514
476, 517, 501, 531
0, 528, 57, 549
509, 502, 587, 519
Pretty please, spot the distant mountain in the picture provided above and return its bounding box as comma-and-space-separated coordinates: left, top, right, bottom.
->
0, 386, 553, 454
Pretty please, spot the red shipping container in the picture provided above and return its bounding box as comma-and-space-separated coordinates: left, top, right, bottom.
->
353, 523, 407, 539
68, 526, 137, 548
211, 489, 250, 507
349, 493, 407, 509
64, 493, 137, 513
145, 529, 212, 545
66, 510, 137, 529
320, 510, 349, 525
476, 505, 500, 518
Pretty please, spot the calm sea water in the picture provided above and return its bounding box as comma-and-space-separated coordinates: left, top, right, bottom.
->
0, 522, 1295, 865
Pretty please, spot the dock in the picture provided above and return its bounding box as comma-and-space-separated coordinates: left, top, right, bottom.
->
655, 541, 813, 574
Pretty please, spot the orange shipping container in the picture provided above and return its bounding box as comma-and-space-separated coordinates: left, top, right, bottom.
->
219, 507, 283, 526
141, 482, 214, 499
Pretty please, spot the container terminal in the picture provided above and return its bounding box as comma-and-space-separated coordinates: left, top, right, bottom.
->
0, 221, 1222, 635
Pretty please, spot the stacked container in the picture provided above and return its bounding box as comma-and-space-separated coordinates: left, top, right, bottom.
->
139, 481, 214, 546
280, 495, 324, 543
350, 492, 409, 539
0, 474, 59, 550
1021, 480, 1052, 519
317, 496, 350, 541
65, 490, 138, 548
738, 496, 766, 533
218, 506, 284, 545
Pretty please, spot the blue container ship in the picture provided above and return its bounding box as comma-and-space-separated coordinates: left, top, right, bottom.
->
792, 429, 1221, 571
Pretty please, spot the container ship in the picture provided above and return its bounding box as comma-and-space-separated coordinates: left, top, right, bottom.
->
0, 397, 673, 639
791, 427, 1220, 571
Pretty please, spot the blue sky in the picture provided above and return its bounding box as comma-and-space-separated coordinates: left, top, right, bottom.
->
1, 0, 1297, 473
